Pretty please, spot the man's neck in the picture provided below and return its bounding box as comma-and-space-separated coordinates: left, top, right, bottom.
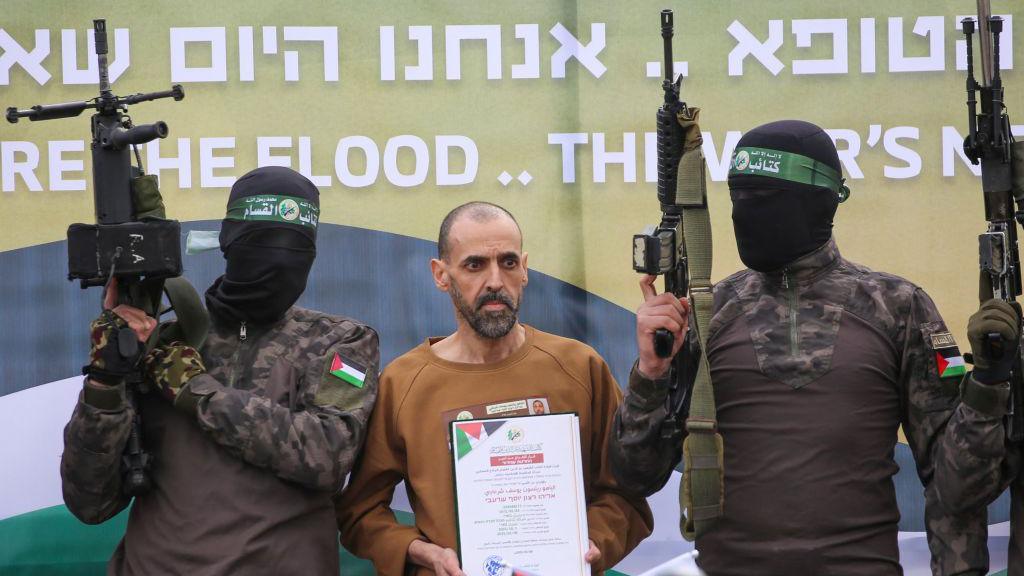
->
431, 322, 527, 364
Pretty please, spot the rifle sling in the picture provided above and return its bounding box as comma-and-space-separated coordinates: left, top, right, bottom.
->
674, 107, 724, 541
1012, 142, 1024, 200
162, 276, 210, 350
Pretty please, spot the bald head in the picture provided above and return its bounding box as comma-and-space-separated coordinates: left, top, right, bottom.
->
437, 202, 522, 261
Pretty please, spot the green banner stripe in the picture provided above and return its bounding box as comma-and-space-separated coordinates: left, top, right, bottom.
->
225, 194, 320, 229
0, 505, 128, 574
0, 505, 418, 576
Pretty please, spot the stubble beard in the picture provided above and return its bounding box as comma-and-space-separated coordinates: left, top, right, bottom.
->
449, 280, 520, 339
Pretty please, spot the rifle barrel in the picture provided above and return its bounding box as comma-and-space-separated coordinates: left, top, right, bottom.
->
661, 10, 674, 86
977, 0, 994, 87
964, 19, 979, 154
94, 20, 112, 97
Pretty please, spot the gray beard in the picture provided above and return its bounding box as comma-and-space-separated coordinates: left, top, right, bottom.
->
449, 280, 519, 339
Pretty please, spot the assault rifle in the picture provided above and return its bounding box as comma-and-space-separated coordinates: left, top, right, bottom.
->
631, 10, 720, 540
6, 19, 207, 494
632, 9, 692, 430
961, 4, 1024, 441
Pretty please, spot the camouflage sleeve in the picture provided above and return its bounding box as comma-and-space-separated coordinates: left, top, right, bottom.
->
608, 365, 682, 497
187, 325, 380, 493
899, 288, 989, 576
336, 367, 425, 576
59, 379, 133, 524
935, 397, 1012, 514
608, 329, 698, 497
585, 355, 654, 571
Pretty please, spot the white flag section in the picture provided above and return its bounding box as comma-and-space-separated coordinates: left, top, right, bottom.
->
0, 378, 1012, 575
637, 551, 704, 576
0, 376, 83, 521
451, 414, 590, 576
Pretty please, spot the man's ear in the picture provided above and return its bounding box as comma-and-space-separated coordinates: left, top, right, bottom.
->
430, 258, 449, 292
521, 252, 529, 287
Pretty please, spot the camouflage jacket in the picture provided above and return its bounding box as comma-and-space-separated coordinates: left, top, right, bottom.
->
609, 238, 988, 575
61, 305, 379, 524
935, 382, 1016, 513
936, 380, 1021, 573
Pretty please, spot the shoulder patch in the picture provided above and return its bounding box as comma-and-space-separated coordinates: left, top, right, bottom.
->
328, 352, 367, 388
930, 332, 966, 379
930, 331, 957, 349
315, 351, 372, 411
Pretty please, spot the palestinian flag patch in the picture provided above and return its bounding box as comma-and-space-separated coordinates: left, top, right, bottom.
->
931, 332, 966, 379
935, 350, 967, 378
329, 353, 366, 388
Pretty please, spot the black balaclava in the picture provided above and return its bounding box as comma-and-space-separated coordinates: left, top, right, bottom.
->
206, 166, 320, 325
727, 120, 846, 273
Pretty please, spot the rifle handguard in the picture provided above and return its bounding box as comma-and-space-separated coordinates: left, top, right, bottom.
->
656, 107, 685, 210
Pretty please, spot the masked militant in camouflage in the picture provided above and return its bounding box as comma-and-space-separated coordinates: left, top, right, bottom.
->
610, 120, 989, 575
60, 166, 380, 576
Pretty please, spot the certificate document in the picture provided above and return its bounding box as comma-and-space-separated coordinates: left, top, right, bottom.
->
450, 413, 589, 576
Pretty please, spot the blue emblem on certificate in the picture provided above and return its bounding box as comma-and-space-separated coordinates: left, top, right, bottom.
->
484, 555, 505, 576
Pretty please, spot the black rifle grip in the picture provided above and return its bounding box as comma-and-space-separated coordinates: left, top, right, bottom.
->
122, 405, 151, 496
654, 328, 674, 358
988, 331, 1006, 359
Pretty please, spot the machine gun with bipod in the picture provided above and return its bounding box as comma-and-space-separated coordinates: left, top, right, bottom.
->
6, 19, 208, 495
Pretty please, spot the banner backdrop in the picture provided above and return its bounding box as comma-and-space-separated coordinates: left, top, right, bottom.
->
1, 1, 1021, 574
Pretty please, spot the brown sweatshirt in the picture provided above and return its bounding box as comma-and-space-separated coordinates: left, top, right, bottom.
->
336, 325, 652, 576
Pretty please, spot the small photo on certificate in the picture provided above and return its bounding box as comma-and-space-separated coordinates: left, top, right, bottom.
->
450, 413, 589, 576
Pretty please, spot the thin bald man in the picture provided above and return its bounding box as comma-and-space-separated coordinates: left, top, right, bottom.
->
335, 202, 652, 576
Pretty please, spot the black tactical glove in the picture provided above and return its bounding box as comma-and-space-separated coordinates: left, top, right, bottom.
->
968, 299, 1021, 384
85, 310, 144, 385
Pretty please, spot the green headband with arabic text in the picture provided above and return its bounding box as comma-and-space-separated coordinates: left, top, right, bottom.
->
224, 194, 320, 229
729, 146, 851, 203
